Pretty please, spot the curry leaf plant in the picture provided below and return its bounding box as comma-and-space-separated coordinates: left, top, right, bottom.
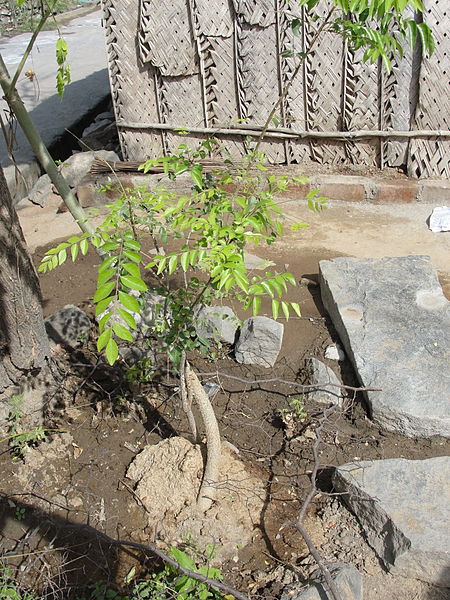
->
39, 141, 321, 365
291, 0, 434, 73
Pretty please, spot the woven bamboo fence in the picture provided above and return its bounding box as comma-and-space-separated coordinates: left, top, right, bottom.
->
101, 0, 449, 178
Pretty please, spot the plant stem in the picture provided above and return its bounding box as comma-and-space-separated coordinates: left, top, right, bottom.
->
0, 54, 96, 237
179, 351, 199, 442
186, 363, 221, 513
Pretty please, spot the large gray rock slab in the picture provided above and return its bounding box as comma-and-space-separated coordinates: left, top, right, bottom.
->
333, 457, 450, 587
281, 563, 363, 600
235, 316, 283, 367
319, 255, 450, 438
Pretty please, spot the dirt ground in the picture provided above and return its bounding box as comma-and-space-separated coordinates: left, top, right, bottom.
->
1, 181, 449, 599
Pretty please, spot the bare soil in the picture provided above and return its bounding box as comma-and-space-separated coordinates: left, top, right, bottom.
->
1, 191, 449, 599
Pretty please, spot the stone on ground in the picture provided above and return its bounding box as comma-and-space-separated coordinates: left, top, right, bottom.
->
333, 457, 450, 587
319, 255, 450, 438
305, 357, 343, 406
281, 563, 363, 600
45, 305, 91, 348
324, 342, 345, 361
60, 149, 119, 188
27, 174, 53, 207
195, 305, 239, 345
234, 316, 284, 367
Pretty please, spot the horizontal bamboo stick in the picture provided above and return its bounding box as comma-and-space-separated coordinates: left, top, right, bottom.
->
117, 120, 450, 140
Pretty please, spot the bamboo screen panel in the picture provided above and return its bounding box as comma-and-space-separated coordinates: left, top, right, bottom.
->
102, 0, 450, 178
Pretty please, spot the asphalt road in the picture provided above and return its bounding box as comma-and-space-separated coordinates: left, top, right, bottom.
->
0, 8, 109, 199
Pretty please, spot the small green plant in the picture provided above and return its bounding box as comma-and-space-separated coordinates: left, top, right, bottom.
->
77, 546, 222, 600
2, 395, 47, 458
0, 565, 36, 600
14, 507, 26, 522
288, 396, 308, 421
39, 141, 320, 367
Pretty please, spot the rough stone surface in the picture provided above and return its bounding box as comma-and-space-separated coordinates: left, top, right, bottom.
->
333, 457, 450, 587
60, 150, 119, 188
319, 255, 450, 438
45, 305, 91, 348
234, 316, 284, 367
281, 563, 363, 600
195, 305, 239, 345
324, 343, 345, 361
26, 174, 53, 207
305, 357, 343, 405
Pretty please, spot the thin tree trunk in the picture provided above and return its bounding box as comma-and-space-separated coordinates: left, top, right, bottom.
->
0, 165, 49, 393
186, 363, 221, 513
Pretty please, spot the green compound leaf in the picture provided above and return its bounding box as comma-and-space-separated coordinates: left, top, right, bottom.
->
113, 322, 133, 342
120, 275, 148, 292
94, 281, 115, 303
97, 327, 111, 351
119, 291, 141, 313
105, 337, 119, 365
117, 308, 137, 330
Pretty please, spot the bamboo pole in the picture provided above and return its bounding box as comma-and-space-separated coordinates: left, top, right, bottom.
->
0, 54, 95, 236
117, 120, 450, 140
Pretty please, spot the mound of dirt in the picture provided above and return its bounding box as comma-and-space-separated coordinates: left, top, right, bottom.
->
126, 436, 265, 561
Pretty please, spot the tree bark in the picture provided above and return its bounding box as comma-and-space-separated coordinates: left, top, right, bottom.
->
0, 164, 49, 393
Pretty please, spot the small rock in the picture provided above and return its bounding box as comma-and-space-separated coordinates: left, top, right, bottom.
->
60, 149, 119, 188
281, 563, 363, 600
333, 457, 450, 587
26, 174, 53, 207
79, 120, 118, 151
202, 382, 220, 397
45, 305, 91, 348
94, 111, 114, 122
324, 343, 345, 361
195, 305, 239, 345
234, 316, 284, 367
305, 357, 343, 405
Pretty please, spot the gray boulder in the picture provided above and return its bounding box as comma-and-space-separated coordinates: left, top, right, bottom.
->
45, 305, 90, 348
195, 306, 239, 345
235, 316, 283, 367
319, 255, 450, 438
333, 457, 450, 587
305, 357, 343, 406
60, 150, 119, 188
281, 563, 363, 600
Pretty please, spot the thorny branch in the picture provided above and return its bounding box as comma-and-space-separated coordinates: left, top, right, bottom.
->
197, 371, 381, 394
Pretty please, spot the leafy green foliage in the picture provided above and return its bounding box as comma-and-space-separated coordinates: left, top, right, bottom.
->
292, 0, 434, 72
0, 566, 36, 600
76, 547, 222, 600
40, 141, 319, 367
55, 36, 70, 97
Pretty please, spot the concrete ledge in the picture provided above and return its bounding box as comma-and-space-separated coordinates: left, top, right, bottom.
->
290, 173, 450, 204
